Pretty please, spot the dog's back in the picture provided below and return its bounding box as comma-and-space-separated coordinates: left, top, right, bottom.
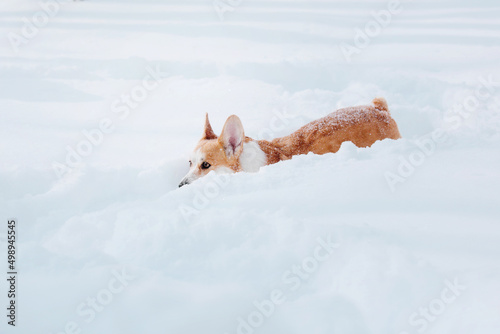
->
269, 97, 401, 157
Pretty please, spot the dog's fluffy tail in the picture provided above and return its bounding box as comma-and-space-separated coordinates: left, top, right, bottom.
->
373, 97, 389, 112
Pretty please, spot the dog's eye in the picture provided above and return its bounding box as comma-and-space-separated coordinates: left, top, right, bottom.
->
201, 161, 211, 169
189, 160, 192, 167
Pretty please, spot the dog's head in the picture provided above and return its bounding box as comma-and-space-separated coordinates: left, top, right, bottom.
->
179, 114, 246, 187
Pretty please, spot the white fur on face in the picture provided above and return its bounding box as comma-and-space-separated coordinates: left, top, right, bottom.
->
179, 168, 197, 186
190, 149, 205, 167
239, 141, 267, 172
179, 149, 204, 186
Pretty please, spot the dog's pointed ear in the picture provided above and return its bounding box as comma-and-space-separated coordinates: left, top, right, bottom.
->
202, 113, 217, 140
219, 115, 244, 157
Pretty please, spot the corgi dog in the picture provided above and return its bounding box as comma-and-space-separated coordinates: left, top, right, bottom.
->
179, 97, 401, 187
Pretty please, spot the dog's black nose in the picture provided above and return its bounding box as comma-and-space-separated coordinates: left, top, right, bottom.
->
179, 180, 188, 187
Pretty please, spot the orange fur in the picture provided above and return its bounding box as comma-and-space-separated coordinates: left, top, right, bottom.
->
262, 97, 401, 162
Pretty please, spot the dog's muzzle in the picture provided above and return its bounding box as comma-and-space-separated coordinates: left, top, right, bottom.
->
178, 179, 190, 188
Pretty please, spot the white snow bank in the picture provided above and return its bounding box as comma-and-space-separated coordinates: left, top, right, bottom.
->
0, 0, 499, 333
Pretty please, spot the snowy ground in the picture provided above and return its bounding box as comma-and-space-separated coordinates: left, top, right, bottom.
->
1, 0, 500, 333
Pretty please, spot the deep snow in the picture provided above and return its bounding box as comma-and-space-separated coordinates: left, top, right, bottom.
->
1, 0, 500, 333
